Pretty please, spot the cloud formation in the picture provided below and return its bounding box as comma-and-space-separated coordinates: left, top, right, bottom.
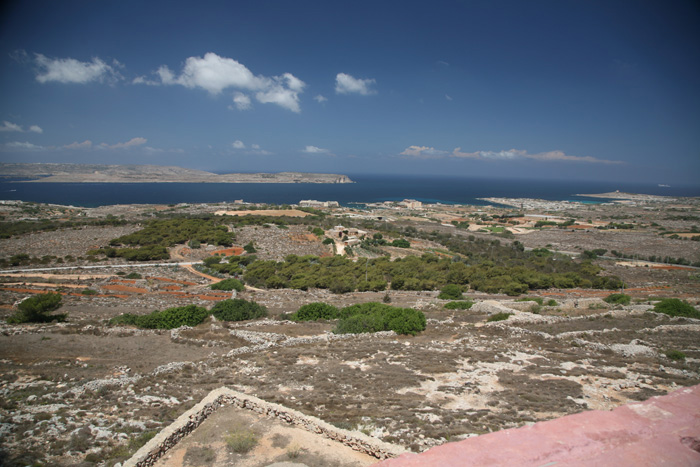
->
335, 73, 376, 95
0, 121, 43, 133
145, 53, 305, 112
314, 94, 328, 103
4, 141, 44, 150
230, 140, 272, 155
400, 146, 622, 164
63, 140, 92, 150
450, 148, 622, 164
99, 137, 147, 149
232, 92, 252, 110
0, 121, 23, 132
301, 145, 332, 155
34, 53, 122, 84
399, 146, 447, 159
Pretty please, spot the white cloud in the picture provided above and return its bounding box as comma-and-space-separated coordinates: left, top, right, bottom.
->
445, 94, 453, 101
232, 92, 252, 110
0, 121, 23, 132
63, 140, 93, 150
100, 137, 147, 150
251, 144, 260, 149
399, 146, 447, 159
400, 146, 623, 164
34, 54, 121, 84
314, 94, 327, 103
450, 148, 622, 164
255, 78, 302, 113
335, 73, 376, 95
5, 141, 44, 150
149, 52, 305, 112
232, 140, 246, 149
302, 145, 331, 154
0, 121, 44, 133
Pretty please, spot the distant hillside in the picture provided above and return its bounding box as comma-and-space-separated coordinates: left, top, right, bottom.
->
0, 163, 353, 184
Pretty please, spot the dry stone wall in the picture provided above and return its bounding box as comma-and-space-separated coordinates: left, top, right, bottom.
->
124, 387, 406, 467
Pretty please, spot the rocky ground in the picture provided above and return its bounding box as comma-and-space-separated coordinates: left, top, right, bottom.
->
0, 199, 698, 466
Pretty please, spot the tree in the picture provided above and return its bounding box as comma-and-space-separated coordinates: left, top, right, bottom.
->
292, 302, 339, 321
653, 299, 700, 319
211, 278, 245, 292
244, 241, 257, 254
8, 292, 66, 323
438, 284, 463, 300
211, 299, 268, 321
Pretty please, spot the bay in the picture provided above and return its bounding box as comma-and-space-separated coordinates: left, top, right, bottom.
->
0, 174, 698, 208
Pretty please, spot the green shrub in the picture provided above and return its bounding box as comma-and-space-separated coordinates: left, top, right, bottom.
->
291, 302, 339, 321
438, 284, 463, 300
210, 278, 244, 292
665, 349, 686, 361
545, 299, 558, 306
444, 300, 473, 310
81, 289, 98, 295
391, 238, 410, 248
211, 299, 268, 321
7, 292, 66, 324
333, 302, 426, 336
226, 428, 257, 453
125, 272, 142, 279
109, 305, 209, 329
243, 242, 257, 254
653, 299, 700, 319
604, 293, 631, 305
487, 312, 512, 322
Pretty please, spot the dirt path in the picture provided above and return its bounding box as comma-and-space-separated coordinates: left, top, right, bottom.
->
179, 264, 221, 283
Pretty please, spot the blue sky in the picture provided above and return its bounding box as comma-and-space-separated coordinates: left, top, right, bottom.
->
1, 0, 698, 184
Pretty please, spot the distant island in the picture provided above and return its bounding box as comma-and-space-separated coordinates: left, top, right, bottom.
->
0, 163, 353, 184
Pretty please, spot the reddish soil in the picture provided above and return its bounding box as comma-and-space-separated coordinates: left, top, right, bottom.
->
103, 284, 150, 294
211, 247, 244, 256
152, 277, 198, 286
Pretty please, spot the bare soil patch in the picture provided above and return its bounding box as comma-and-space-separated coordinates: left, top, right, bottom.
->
154, 404, 376, 467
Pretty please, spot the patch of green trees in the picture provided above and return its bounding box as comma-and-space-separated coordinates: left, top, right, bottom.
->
239, 251, 623, 296
210, 278, 245, 292
109, 304, 209, 329
7, 292, 66, 323
287, 302, 426, 335
109, 299, 268, 329
653, 299, 700, 319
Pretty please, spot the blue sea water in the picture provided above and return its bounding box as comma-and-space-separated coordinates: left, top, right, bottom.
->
0, 174, 698, 208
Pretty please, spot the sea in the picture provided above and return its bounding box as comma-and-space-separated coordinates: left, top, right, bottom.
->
0, 175, 698, 208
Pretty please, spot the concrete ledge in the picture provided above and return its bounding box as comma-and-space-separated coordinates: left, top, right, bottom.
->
374, 384, 700, 466
124, 387, 406, 467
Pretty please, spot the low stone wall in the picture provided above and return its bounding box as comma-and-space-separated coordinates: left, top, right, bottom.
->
124, 387, 406, 467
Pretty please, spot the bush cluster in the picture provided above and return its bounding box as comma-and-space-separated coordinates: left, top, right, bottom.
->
7, 292, 66, 324
333, 302, 426, 336
444, 300, 473, 310
211, 299, 268, 321
603, 293, 631, 305
487, 312, 512, 322
290, 302, 339, 321
240, 249, 623, 296
210, 278, 245, 292
438, 284, 463, 300
109, 305, 209, 329
653, 299, 700, 319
